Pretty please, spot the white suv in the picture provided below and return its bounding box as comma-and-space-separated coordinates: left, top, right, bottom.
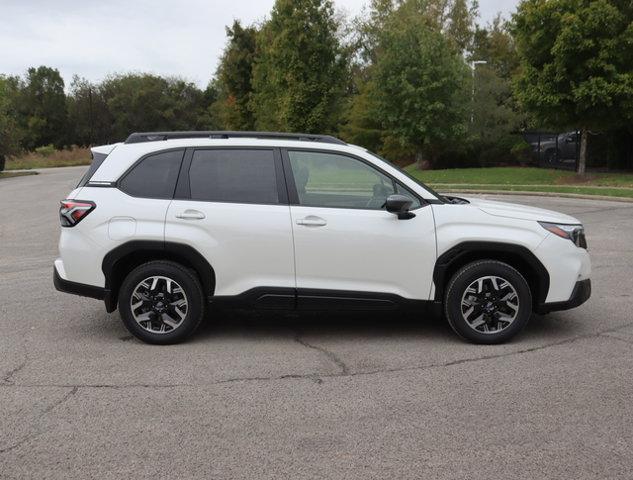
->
54, 131, 591, 345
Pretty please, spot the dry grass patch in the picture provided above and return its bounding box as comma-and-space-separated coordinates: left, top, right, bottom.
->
6, 146, 91, 170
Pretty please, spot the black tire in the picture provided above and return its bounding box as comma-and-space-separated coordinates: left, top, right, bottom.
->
118, 260, 205, 345
444, 260, 532, 344
544, 149, 558, 164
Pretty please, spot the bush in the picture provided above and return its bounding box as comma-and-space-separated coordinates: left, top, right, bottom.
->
34, 144, 56, 156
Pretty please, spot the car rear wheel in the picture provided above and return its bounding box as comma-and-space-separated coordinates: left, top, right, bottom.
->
118, 261, 205, 344
444, 260, 532, 344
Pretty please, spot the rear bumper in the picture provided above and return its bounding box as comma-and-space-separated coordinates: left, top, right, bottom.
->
54, 266, 114, 311
536, 279, 591, 314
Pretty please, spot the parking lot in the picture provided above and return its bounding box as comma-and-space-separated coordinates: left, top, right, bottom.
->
1, 166, 632, 479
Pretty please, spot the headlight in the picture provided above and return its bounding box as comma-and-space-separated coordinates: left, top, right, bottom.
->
539, 222, 587, 249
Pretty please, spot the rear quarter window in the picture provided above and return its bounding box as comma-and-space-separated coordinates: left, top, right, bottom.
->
77, 152, 109, 188
119, 150, 184, 199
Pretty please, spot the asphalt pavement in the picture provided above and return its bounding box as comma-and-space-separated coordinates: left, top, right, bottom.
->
1, 166, 632, 479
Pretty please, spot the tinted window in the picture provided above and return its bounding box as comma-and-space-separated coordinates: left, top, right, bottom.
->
120, 150, 184, 199
395, 182, 422, 209
189, 149, 279, 204
288, 150, 398, 210
77, 152, 109, 188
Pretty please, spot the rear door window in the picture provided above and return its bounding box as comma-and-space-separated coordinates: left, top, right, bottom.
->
188, 149, 279, 204
119, 150, 184, 199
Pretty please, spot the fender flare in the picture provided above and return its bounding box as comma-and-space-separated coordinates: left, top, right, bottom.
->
101, 241, 215, 312
432, 241, 550, 306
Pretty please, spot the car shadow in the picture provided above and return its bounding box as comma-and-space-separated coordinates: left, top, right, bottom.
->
187, 308, 577, 344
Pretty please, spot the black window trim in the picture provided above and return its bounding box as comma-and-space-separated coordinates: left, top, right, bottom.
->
115, 147, 187, 200
174, 146, 288, 207
280, 147, 427, 212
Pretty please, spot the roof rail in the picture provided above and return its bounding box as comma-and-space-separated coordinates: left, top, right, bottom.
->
124, 131, 347, 145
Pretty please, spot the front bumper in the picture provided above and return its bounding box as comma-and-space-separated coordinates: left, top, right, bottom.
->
536, 279, 591, 314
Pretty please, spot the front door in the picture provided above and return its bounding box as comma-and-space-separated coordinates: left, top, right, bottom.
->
283, 149, 436, 303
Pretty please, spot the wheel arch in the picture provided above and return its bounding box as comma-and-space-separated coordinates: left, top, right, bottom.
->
102, 241, 215, 312
433, 242, 549, 308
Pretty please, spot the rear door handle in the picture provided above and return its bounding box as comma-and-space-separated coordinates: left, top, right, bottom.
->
175, 209, 205, 220
296, 216, 327, 227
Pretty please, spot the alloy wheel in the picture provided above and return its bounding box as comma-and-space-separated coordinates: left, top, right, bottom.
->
460, 275, 519, 334
130, 276, 188, 334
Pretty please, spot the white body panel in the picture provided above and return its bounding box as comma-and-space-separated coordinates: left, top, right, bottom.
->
464, 196, 579, 223
535, 233, 591, 302
165, 200, 295, 296
290, 205, 436, 299
431, 200, 590, 303
57, 187, 170, 287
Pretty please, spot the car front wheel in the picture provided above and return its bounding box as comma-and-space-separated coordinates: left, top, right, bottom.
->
444, 260, 532, 344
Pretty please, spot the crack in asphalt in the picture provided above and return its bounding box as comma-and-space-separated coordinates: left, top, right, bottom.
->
293, 332, 350, 375
3, 321, 632, 393
2, 343, 28, 385
0, 386, 78, 455
600, 333, 633, 346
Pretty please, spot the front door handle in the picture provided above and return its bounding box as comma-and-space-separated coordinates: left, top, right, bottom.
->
175, 209, 206, 220
296, 216, 327, 227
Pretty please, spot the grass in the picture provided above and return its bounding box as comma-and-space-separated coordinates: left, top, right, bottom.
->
404, 165, 633, 199
434, 184, 633, 199
405, 165, 633, 187
6, 146, 91, 170
0, 171, 38, 179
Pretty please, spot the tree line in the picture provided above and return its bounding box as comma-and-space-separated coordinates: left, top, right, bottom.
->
2, 0, 633, 173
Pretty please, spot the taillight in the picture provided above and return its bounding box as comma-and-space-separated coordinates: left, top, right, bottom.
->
60, 200, 95, 227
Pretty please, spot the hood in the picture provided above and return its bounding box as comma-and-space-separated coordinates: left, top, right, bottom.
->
462, 197, 581, 224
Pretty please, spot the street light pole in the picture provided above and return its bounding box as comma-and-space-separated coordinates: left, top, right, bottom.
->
470, 60, 487, 124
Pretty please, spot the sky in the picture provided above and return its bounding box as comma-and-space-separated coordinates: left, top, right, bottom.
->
1, 0, 520, 89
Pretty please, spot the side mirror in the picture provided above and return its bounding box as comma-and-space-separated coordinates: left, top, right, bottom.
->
385, 194, 415, 220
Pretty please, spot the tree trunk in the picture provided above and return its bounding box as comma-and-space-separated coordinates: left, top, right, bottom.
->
0, 154, 5, 172
415, 151, 425, 170
577, 128, 588, 175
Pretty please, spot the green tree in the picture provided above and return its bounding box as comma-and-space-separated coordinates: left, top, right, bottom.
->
513, 0, 633, 174
469, 16, 524, 164
251, 0, 348, 133
200, 81, 222, 130
100, 74, 208, 142
472, 15, 519, 79
18, 66, 68, 149
370, 5, 470, 168
0, 76, 23, 169
445, 0, 479, 53
67, 76, 112, 146
357, 0, 478, 61
214, 21, 258, 130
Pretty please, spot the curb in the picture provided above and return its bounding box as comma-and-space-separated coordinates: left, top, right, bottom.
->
437, 188, 633, 203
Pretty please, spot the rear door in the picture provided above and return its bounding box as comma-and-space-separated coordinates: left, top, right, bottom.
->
164, 148, 295, 301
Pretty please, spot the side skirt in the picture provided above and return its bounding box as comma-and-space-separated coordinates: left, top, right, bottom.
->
210, 287, 437, 314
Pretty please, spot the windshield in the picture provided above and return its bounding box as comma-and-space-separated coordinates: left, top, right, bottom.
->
365, 151, 446, 203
